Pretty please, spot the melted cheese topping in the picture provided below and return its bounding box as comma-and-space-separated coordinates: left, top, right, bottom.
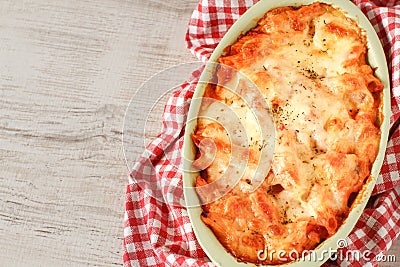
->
193, 3, 383, 265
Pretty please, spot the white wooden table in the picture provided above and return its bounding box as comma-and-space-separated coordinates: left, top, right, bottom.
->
0, 0, 397, 266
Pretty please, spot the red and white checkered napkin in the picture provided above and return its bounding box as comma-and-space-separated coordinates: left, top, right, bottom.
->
124, 1, 400, 266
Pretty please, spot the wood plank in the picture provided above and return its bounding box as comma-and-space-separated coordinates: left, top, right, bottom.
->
0, 0, 198, 266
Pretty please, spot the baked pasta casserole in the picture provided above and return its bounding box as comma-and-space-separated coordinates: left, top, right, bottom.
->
192, 2, 383, 265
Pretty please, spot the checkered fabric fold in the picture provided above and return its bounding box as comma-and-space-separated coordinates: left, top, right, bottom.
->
124, 1, 400, 266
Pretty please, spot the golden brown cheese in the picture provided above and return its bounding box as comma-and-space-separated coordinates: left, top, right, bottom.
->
193, 2, 383, 265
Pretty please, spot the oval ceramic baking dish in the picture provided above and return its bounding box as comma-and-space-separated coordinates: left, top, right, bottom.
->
183, 0, 390, 266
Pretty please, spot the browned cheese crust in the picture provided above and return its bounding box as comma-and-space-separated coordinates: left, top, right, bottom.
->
193, 3, 383, 265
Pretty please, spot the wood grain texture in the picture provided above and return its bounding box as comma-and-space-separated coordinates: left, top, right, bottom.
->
0, 0, 197, 266
0, 0, 398, 266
